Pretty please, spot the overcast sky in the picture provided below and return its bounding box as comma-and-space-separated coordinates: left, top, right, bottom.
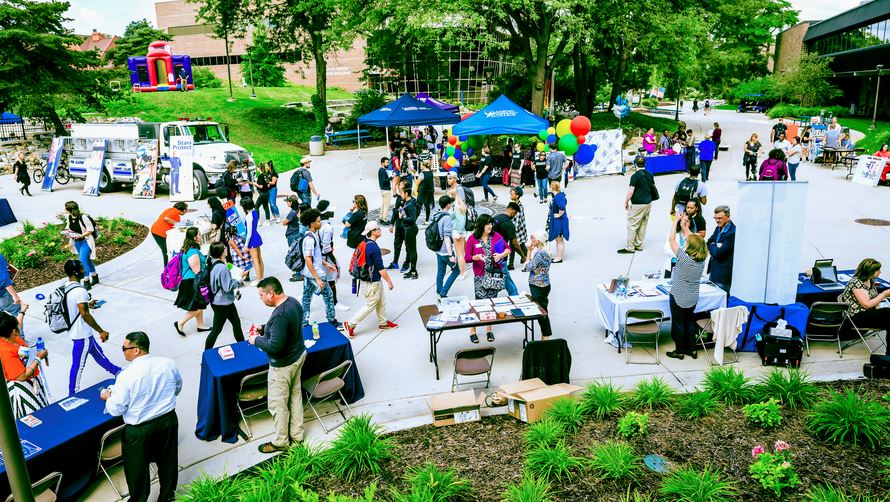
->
62, 0, 868, 36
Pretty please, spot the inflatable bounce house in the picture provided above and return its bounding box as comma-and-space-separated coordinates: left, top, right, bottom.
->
127, 41, 195, 92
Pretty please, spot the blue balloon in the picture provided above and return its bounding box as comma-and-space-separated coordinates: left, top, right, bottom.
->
590, 144, 597, 154
574, 144, 594, 165
454, 148, 464, 161
466, 147, 474, 157
459, 135, 468, 141
547, 134, 557, 144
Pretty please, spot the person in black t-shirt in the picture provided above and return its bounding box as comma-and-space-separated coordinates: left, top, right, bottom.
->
377, 157, 393, 225
770, 119, 787, 144
678, 200, 707, 237
414, 162, 435, 222
619, 158, 655, 253
534, 152, 549, 203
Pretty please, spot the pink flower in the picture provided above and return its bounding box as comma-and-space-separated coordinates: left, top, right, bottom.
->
752, 445, 766, 457
781, 461, 791, 468
774, 440, 791, 452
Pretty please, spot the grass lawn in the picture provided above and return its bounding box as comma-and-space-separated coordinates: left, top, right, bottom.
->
99, 86, 356, 172
715, 103, 737, 110
839, 117, 890, 154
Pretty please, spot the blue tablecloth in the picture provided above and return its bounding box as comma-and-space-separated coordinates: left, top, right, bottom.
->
0, 198, 17, 226
0, 379, 121, 502
195, 322, 364, 443
644, 155, 686, 174
796, 269, 890, 306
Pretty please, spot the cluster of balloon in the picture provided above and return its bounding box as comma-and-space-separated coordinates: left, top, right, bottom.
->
444, 134, 484, 167
534, 115, 598, 165
613, 95, 631, 120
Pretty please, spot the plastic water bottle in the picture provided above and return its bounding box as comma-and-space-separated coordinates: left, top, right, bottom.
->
36, 336, 48, 367
312, 321, 320, 340
617, 278, 627, 299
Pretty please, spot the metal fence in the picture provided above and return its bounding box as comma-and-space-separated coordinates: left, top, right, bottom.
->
0, 118, 50, 141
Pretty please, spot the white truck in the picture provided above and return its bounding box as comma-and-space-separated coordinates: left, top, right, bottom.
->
66, 120, 254, 199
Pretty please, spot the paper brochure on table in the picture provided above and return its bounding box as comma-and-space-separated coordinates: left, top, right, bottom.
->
508, 295, 528, 303
20, 414, 42, 427
459, 313, 479, 323
520, 306, 542, 316
472, 303, 493, 312
494, 305, 514, 314
491, 297, 512, 306
0, 440, 42, 468
469, 299, 491, 308
426, 315, 446, 329
304, 339, 317, 349
58, 396, 89, 412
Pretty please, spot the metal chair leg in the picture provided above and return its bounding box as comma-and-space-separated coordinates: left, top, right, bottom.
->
837, 337, 843, 357
100, 464, 124, 499
238, 405, 252, 439
805, 337, 810, 357
307, 398, 330, 434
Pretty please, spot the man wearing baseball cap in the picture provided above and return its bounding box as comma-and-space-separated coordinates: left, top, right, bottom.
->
292, 157, 320, 206
342, 221, 397, 338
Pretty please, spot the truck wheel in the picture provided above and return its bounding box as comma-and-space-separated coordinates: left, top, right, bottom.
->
98, 169, 117, 193
192, 169, 209, 200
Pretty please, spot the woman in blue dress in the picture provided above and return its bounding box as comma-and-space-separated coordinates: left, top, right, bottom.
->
241, 197, 264, 284
547, 180, 569, 263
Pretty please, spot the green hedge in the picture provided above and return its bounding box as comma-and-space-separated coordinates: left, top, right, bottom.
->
766, 105, 848, 119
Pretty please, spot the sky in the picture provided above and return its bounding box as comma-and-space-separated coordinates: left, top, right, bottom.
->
62, 0, 868, 36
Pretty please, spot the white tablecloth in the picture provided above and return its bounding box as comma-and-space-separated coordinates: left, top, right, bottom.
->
595, 281, 728, 333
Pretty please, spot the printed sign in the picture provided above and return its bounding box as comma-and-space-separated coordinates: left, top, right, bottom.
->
575, 129, 624, 177
851, 155, 886, 187
82, 140, 106, 197
41, 137, 66, 192
132, 140, 159, 198
168, 135, 194, 201
223, 200, 247, 240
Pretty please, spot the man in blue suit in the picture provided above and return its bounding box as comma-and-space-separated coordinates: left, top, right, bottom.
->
707, 205, 735, 294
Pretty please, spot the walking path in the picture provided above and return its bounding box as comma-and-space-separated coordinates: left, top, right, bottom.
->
1, 104, 888, 500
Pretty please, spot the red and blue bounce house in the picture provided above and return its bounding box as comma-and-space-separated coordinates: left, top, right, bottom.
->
127, 41, 195, 92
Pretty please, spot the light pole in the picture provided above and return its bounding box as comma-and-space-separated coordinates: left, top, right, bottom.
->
869, 64, 883, 131
248, 53, 256, 99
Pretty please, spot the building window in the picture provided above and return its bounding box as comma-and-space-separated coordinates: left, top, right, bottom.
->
167, 24, 217, 36
191, 55, 243, 67
810, 16, 890, 56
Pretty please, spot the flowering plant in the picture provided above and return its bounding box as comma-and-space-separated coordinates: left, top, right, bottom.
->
749, 440, 800, 497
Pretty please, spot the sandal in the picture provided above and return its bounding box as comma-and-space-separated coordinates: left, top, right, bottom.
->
258, 442, 288, 454
486, 332, 495, 343
470, 333, 479, 344
197, 327, 212, 333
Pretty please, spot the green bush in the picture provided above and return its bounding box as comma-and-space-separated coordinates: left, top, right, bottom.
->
808, 391, 890, 448
390, 463, 472, 502
641, 98, 658, 108
192, 67, 223, 88
542, 396, 585, 434
658, 466, 737, 502
805, 484, 889, 501
525, 441, 583, 481
322, 415, 394, 481
177, 473, 241, 502
630, 376, 676, 409
581, 380, 626, 419
754, 368, 820, 410
524, 418, 566, 448
589, 441, 641, 480
749, 445, 800, 497
702, 366, 753, 405
674, 391, 721, 420
239, 444, 321, 502
767, 105, 848, 119
742, 399, 783, 428
292, 482, 378, 502
617, 411, 649, 439
502, 473, 553, 502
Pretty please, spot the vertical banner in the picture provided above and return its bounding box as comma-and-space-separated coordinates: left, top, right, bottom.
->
132, 140, 159, 198
169, 135, 194, 201
82, 139, 106, 197
731, 181, 808, 304
575, 129, 624, 177
41, 137, 66, 192
850, 155, 884, 187
223, 200, 247, 239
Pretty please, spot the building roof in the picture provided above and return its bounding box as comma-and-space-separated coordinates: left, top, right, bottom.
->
804, 0, 890, 42
76, 30, 117, 56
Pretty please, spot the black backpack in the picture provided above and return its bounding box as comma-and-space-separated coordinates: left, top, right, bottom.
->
674, 178, 698, 206
80, 215, 100, 241
424, 212, 448, 251
285, 233, 314, 272
755, 321, 803, 368
430, 128, 438, 143
194, 258, 224, 304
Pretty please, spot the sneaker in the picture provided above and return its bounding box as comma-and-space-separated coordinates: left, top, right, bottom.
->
399, 263, 410, 273
289, 275, 304, 282
404, 272, 418, 280
342, 321, 356, 338
335, 303, 351, 312
387, 262, 400, 270
330, 320, 342, 330
378, 320, 398, 330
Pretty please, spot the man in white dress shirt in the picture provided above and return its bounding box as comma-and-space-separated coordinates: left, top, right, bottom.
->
101, 332, 182, 502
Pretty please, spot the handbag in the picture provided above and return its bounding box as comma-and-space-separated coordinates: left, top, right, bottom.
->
480, 247, 505, 291
648, 171, 660, 201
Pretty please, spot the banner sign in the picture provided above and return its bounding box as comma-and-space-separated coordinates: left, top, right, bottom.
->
851, 155, 885, 187
168, 135, 194, 201
41, 137, 66, 192
132, 140, 159, 198
223, 200, 247, 240
575, 129, 624, 178
82, 140, 106, 197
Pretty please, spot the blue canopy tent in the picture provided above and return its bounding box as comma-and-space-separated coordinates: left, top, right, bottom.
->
415, 92, 460, 113
0, 112, 24, 141
451, 95, 547, 136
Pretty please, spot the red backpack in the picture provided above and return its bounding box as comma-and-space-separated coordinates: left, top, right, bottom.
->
759, 159, 783, 181
348, 240, 373, 283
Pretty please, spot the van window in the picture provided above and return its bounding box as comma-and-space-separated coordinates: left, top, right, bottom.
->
163, 126, 178, 145
137, 124, 157, 140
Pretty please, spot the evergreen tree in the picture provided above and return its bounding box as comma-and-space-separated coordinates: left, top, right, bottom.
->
241, 24, 286, 87
104, 19, 172, 68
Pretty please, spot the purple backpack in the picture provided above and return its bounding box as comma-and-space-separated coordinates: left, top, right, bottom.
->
161, 252, 184, 291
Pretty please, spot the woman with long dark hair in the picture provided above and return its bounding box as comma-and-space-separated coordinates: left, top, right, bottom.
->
839, 258, 890, 353
265, 161, 280, 222
207, 196, 227, 244
344, 195, 368, 249
241, 197, 264, 283
173, 227, 209, 336
465, 213, 510, 343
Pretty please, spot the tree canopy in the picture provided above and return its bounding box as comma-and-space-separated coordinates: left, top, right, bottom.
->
104, 19, 172, 68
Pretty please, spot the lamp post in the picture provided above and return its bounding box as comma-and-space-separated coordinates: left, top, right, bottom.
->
248, 53, 256, 99
869, 64, 884, 131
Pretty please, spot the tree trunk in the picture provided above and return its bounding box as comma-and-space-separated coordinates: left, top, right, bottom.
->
530, 47, 548, 116
312, 32, 328, 129
48, 109, 66, 136
572, 44, 596, 116
224, 31, 234, 101
609, 40, 627, 110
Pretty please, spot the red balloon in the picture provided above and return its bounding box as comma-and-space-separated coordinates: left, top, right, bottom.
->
448, 135, 457, 145
570, 116, 591, 137
455, 143, 462, 150
577, 135, 586, 144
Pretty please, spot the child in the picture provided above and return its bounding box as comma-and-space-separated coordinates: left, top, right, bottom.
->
226, 226, 253, 281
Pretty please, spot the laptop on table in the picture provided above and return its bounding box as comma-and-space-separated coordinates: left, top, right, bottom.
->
812, 259, 845, 291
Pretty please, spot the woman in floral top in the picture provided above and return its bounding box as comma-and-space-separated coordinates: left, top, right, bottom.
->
523, 229, 552, 339
839, 258, 890, 352
508, 186, 528, 270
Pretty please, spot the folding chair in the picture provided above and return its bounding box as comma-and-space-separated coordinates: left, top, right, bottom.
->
620, 309, 663, 365
696, 317, 739, 366
236, 370, 270, 439
843, 311, 887, 355
452, 347, 496, 392
97, 424, 158, 499
804, 302, 848, 357
5, 471, 62, 502
304, 360, 354, 433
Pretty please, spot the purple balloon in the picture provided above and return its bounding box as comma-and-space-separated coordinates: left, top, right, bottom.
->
574, 144, 595, 165
466, 147, 474, 157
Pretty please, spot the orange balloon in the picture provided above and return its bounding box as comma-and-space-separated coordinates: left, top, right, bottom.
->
577, 135, 586, 144
448, 135, 457, 145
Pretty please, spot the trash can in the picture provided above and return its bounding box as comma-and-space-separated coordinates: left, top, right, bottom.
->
309, 135, 325, 156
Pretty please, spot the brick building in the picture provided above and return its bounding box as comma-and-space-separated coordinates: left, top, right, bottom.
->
73, 29, 118, 66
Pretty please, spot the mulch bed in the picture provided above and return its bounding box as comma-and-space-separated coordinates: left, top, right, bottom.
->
307, 378, 890, 501
12, 225, 148, 291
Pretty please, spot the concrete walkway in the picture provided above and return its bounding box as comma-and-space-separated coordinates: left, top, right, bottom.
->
1, 103, 888, 500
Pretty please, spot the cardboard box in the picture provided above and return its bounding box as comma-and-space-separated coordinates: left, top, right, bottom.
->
429, 390, 485, 427
499, 378, 584, 423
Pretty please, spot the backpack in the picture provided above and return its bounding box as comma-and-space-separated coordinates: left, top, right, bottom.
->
674, 177, 698, 205
755, 321, 803, 368
285, 233, 313, 272
425, 213, 448, 252
348, 240, 373, 283
290, 169, 309, 193
462, 186, 476, 208
759, 161, 781, 181
462, 187, 478, 231
81, 215, 100, 241
161, 252, 184, 291
194, 259, 224, 304
44, 283, 82, 334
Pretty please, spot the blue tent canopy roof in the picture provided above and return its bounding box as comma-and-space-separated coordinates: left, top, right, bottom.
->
0, 112, 23, 125
451, 95, 547, 136
415, 93, 459, 113
357, 93, 460, 127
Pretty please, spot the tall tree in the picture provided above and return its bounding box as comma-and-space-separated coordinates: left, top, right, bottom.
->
189, 0, 252, 101
241, 24, 285, 87
104, 19, 171, 67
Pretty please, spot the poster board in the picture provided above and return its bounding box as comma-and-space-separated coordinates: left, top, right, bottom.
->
168, 135, 194, 201
41, 137, 67, 192
731, 181, 808, 304
82, 139, 106, 197
132, 139, 159, 198
575, 129, 623, 177
850, 155, 885, 187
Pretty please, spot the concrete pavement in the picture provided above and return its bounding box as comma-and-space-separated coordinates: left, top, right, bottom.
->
1, 103, 888, 500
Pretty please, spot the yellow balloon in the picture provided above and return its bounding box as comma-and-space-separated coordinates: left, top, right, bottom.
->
446, 156, 457, 167
547, 127, 556, 136
536, 142, 545, 152
556, 118, 572, 137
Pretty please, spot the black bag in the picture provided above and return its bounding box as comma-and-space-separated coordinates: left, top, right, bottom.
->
863, 362, 890, 379
755, 321, 803, 368
424, 212, 447, 251
647, 171, 660, 201
673, 177, 698, 205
